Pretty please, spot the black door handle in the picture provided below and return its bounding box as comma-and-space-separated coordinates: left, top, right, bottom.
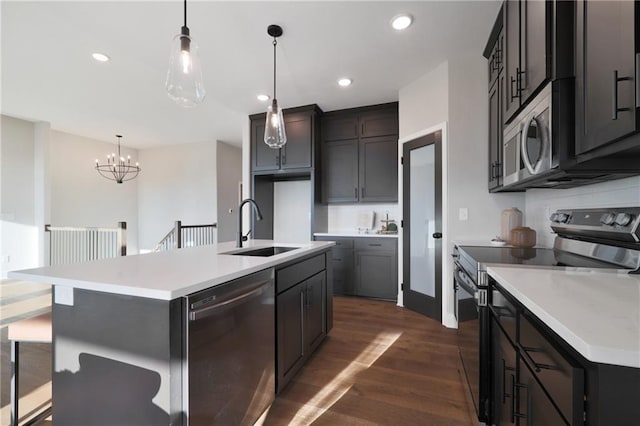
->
432, 232, 442, 239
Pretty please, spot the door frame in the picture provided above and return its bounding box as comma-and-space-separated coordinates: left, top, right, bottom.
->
397, 122, 453, 327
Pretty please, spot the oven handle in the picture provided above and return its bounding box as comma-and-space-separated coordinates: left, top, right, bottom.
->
454, 263, 479, 299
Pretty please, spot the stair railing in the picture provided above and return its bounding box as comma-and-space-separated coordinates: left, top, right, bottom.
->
154, 221, 217, 252
45, 222, 126, 265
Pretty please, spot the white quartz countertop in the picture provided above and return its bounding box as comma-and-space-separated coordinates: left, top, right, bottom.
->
314, 232, 398, 238
487, 266, 640, 368
8, 240, 334, 300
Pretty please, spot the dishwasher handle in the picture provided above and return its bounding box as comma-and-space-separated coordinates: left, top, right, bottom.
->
189, 280, 268, 321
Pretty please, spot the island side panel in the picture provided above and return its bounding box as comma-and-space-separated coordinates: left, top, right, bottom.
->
52, 286, 184, 425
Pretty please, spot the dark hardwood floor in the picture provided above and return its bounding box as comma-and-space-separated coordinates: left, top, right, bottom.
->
260, 296, 475, 425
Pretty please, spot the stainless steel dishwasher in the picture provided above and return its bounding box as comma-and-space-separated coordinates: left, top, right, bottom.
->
186, 268, 275, 426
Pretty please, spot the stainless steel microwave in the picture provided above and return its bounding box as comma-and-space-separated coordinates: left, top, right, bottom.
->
503, 83, 554, 186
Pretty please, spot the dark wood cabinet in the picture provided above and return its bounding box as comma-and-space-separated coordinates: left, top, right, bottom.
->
354, 238, 397, 300
575, 0, 637, 156
489, 281, 585, 426
491, 316, 517, 426
250, 105, 320, 173
304, 271, 326, 353
517, 358, 567, 425
359, 136, 398, 202
275, 254, 328, 392
488, 72, 504, 191
276, 282, 305, 388
321, 103, 398, 203
322, 139, 359, 203
485, 8, 506, 192
503, 0, 550, 123
315, 236, 397, 300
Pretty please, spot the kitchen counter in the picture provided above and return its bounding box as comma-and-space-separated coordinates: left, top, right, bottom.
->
487, 266, 640, 368
314, 232, 398, 238
8, 240, 334, 300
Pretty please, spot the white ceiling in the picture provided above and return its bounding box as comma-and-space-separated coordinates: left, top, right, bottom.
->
1, 1, 500, 149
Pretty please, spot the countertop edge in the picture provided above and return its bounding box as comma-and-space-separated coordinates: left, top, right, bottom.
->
313, 232, 398, 238
9, 242, 335, 301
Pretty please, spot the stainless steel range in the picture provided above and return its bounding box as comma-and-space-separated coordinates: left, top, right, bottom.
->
453, 207, 640, 424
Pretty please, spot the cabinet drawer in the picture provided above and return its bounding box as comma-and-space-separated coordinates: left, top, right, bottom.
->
354, 238, 397, 251
519, 314, 584, 425
276, 254, 325, 294
489, 285, 517, 344
315, 237, 354, 249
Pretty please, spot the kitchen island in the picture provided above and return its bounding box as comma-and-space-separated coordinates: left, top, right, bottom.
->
9, 240, 335, 425
487, 266, 640, 424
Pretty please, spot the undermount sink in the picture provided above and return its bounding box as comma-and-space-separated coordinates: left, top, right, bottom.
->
225, 246, 300, 257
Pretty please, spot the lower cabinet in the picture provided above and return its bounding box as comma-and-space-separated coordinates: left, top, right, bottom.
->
315, 236, 398, 300
517, 357, 567, 425
355, 248, 397, 299
490, 281, 583, 425
276, 255, 328, 393
491, 317, 517, 426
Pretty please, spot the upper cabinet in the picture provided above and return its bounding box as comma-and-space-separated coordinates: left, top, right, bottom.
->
504, 0, 550, 123
321, 103, 399, 204
484, 7, 505, 192
575, 0, 638, 157
250, 105, 322, 173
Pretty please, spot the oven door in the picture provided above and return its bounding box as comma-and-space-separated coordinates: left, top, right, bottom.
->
454, 263, 488, 422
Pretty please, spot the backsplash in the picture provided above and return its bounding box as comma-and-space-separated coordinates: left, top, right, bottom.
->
525, 176, 640, 248
326, 203, 400, 233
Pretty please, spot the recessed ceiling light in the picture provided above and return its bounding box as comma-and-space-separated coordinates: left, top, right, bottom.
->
257, 94, 270, 102
92, 52, 110, 62
391, 14, 413, 30
338, 78, 352, 87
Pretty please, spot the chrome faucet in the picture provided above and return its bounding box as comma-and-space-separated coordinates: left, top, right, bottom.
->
237, 199, 263, 248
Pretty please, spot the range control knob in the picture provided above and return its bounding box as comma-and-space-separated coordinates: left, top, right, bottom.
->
600, 213, 616, 226
556, 213, 570, 223
615, 213, 633, 227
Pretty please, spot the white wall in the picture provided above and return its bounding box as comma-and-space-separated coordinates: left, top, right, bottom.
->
50, 130, 139, 254
137, 141, 217, 251
1, 115, 38, 277
327, 203, 400, 233
273, 180, 311, 243
398, 55, 525, 328
525, 176, 640, 248
216, 141, 242, 243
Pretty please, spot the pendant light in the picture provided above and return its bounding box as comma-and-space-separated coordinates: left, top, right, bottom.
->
166, 0, 206, 107
264, 25, 287, 149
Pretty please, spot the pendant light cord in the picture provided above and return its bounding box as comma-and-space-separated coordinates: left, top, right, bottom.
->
183, 0, 187, 28
273, 38, 277, 100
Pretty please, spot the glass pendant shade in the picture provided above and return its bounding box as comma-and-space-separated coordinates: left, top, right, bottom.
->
166, 31, 206, 107
264, 100, 287, 148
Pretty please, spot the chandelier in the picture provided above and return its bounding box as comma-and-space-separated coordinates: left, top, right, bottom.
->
95, 135, 141, 184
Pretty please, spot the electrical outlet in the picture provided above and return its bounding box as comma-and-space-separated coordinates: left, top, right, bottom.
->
459, 208, 469, 221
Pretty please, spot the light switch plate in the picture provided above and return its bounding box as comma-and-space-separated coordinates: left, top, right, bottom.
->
459, 208, 469, 221
55, 286, 74, 306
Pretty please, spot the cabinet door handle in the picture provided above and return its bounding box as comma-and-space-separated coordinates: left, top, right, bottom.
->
354, 187, 358, 199
282, 147, 287, 165
432, 232, 442, 239
361, 122, 365, 135
510, 74, 519, 101
612, 69, 632, 120
509, 374, 516, 423
368, 243, 382, 247
636, 54, 640, 107
361, 187, 365, 198
495, 162, 502, 178
490, 162, 496, 180
300, 291, 305, 353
